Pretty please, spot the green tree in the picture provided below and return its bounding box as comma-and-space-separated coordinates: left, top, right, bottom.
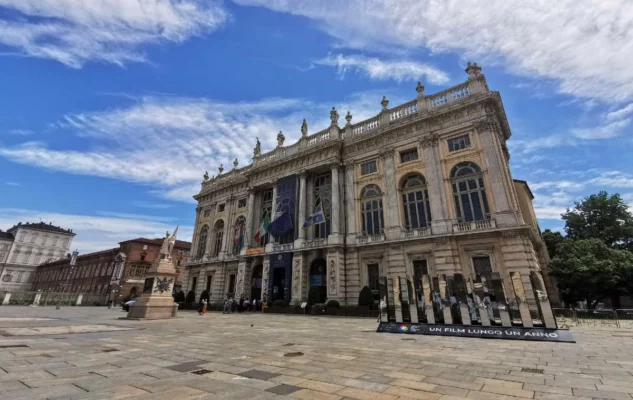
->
562, 191, 633, 250
541, 229, 565, 259
549, 239, 633, 308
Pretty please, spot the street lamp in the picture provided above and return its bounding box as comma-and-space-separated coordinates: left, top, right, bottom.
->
57, 250, 78, 310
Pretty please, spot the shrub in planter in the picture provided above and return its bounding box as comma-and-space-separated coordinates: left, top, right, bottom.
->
358, 286, 374, 308
326, 299, 340, 308
272, 299, 287, 307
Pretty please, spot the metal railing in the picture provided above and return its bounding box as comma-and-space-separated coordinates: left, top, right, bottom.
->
552, 308, 633, 328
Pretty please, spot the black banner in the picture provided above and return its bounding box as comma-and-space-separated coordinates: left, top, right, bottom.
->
377, 322, 574, 343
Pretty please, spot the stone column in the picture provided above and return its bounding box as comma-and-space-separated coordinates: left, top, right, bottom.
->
204, 202, 216, 258
261, 257, 271, 304
306, 175, 315, 241
243, 189, 256, 252
329, 164, 342, 244
476, 120, 519, 228
190, 206, 202, 259
265, 181, 278, 252
221, 196, 235, 257
235, 258, 251, 299
420, 134, 452, 234
381, 149, 399, 239
344, 163, 357, 243
295, 172, 307, 248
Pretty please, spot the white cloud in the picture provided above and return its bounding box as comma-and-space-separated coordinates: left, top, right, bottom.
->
315, 54, 449, 84
0, 91, 400, 203
0, 208, 192, 254
529, 181, 584, 192
234, 0, 633, 102
5, 181, 21, 186
4, 129, 34, 136
572, 118, 631, 140
0, 0, 229, 68
130, 201, 173, 209
590, 171, 633, 189
606, 103, 633, 121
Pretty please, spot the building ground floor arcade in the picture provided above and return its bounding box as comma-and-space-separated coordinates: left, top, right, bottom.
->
183, 226, 558, 312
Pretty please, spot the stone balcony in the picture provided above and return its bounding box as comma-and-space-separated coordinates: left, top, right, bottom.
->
452, 218, 496, 233
302, 238, 327, 248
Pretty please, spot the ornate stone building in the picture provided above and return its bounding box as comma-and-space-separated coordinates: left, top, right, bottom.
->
183, 63, 558, 308
0, 222, 75, 292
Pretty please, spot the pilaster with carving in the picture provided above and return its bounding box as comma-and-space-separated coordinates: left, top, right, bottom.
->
244, 188, 256, 250
291, 252, 304, 301
261, 257, 270, 304
296, 171, 307, 243
344, 162, 357, 241
381, 149, 399, 237
476, 120, 519, 227
329, 164, 342, 244
420, 133, 451, 234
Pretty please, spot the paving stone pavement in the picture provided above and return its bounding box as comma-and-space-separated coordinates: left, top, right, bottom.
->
0, 307, 632, 399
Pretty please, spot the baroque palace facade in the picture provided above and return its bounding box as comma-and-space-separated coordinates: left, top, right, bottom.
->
183, 63, 558, 309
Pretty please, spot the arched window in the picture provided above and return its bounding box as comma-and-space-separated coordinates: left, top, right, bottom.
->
401, 175, 432, 229
196, 225, 208, 259
232, 216, 246, 255
451, 162, 490, 222
213, 220, 225, 256
360, 185, 384, 235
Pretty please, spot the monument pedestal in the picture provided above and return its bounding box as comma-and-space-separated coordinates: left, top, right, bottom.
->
125, 234, 180, 320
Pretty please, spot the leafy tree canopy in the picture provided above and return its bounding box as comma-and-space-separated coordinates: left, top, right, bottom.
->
562, 191, 633, 250
542, 229, 565, 259
549, 239, 633, 308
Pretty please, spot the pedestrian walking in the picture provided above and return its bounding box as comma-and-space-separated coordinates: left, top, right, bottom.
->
223, 296, 233, 314
200, 298, 208, 315
378, 297, 386, 322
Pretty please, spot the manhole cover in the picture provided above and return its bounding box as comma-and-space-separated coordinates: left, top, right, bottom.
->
191, 369, 213, 375
284, 352, 304, 357
283, 343, 295, 347
102, 349, 118, 353
522, 368, 544, 374
401, 338, 416, 341
0, 344, 28, 349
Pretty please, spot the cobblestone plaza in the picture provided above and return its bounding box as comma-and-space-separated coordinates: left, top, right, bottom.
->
1, 307, 633, 399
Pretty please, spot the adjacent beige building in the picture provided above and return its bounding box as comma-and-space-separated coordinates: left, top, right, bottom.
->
0, 222, 75, 292
183, 62, 558, 308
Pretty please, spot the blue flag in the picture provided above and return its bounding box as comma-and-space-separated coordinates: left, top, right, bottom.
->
268, 211, 294, 238
312, 205, 325, 224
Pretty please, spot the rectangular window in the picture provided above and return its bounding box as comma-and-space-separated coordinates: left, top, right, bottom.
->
472, 256, 493, 283
360, 160, 377, 175
206, 275, 213, 293
400, 149, 419, 163
448, 135, 471, 152
218, 203, 226, 213
367, 264, 380, 292
237, 198, 247, 208
203, 208, 211, 217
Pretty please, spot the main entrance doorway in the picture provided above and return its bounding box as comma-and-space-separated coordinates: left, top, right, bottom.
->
309, 258, 327, 304
250, 264, 262, 301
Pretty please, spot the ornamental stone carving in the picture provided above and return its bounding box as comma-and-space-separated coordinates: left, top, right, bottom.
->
381, 96, 389, 110
203, 171, 209, 181
218, 164, 224, 174
328, 259, 337, 295
416, 81, 425, 97
420, 133, 439, 148
233, 158, 239, 169
277, 131, 285, 147
301, 119, 308, 137
254, 137, 261, 157
292, 258, 300, 297
330, 107, 339, 127
345, 111, 352, 127
465, 61, 483, 79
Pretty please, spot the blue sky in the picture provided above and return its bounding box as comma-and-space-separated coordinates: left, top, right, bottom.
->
1, 0, 632, 253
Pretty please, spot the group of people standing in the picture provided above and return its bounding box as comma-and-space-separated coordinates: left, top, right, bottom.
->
197, 290, 261, 315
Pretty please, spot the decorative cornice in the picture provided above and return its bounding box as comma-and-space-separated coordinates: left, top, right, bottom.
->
420, 132, 439, 148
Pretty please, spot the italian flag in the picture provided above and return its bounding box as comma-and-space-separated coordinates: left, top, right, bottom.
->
253, 214, 270, 243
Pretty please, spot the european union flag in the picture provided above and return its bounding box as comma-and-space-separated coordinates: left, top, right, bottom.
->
268, 211, 294, 238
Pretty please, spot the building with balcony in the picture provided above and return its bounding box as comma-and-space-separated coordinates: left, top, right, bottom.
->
183, 62, 558, 308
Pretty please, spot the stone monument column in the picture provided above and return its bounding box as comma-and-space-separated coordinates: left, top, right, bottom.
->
329, 164, 342, 244
381, 149, 399, 239
127, 228, 180, 320
243, 189, 256, 251
344, 162, 357, 243
420, 134, 452, 234
190, 206, 202, 259
295, 172, 307, 247
203, 202, 216, 259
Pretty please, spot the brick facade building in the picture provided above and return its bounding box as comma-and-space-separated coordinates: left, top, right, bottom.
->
117, 237, 190, 299
32, 248, 120, 295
